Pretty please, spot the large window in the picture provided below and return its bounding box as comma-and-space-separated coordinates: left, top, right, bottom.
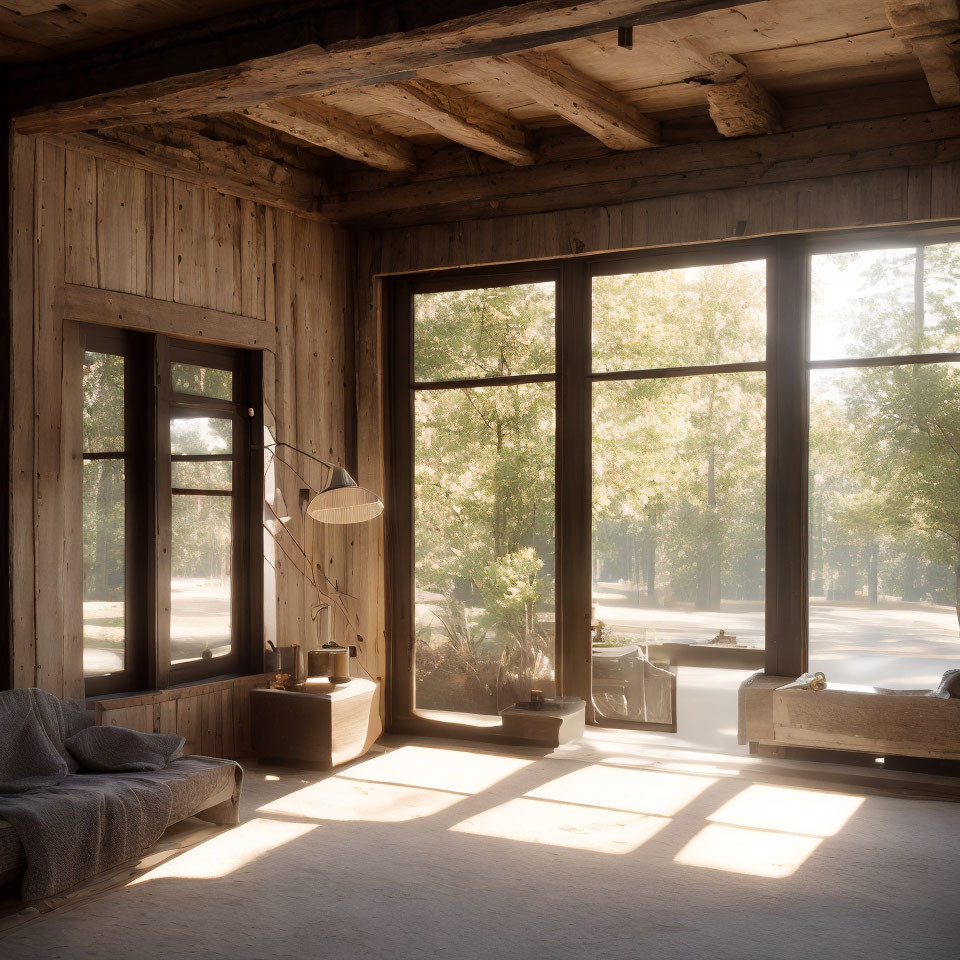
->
591, 259, 767, 725
82, 328, 262, 695
389, 229, 960, 737
808, 243, 960, 687
410, 281, 557, 717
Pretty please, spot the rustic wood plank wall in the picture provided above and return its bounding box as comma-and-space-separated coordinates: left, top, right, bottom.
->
8, 132, 384, 756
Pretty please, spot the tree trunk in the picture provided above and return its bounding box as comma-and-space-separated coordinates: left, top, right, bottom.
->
696, 438, 722, 610
955, 565, 960, 633
914, 245, 925, 354
645, 506, 657, 606
868, 544, 879, 607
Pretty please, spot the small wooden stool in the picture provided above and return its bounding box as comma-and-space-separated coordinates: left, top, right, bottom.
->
499, 698, 585, 747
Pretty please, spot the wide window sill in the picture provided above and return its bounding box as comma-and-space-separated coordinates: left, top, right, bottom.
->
86, 671, 271, 703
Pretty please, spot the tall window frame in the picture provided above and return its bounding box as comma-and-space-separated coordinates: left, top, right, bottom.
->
804, 230, 960, 687
387, 227, 960, 737
81, 324, 264, 696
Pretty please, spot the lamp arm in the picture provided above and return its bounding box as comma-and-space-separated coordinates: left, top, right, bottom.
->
256, 440, 339, 471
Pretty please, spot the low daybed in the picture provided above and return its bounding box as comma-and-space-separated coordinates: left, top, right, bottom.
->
0, 688, 242, 901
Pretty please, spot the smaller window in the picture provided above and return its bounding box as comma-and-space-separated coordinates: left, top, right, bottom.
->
81, 329, 262, 695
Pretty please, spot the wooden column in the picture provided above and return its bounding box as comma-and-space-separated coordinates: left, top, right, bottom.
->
765, 236, 809, 677
386, 279, 415, 726
1, 75, 10, 689
556, 260, 593, 718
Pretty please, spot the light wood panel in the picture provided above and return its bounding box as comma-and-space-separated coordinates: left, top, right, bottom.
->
93, 675, 270, 758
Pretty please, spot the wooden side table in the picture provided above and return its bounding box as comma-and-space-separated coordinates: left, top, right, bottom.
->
250, 678, 378, 769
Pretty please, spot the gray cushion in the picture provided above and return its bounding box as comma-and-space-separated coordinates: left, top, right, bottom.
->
928, 668, 960, 700
65, 726, 185, 772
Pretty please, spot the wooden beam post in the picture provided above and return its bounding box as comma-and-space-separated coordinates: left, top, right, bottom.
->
887, 0, 960, 105
473, 50, 661, 150
765, 236, 809, 679
706, 71, 783, 137
365, 80, 536, 166
11, 0, 761, 135
242, 99, 417, 173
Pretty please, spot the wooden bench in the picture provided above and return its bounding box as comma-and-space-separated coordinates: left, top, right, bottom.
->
739, 671, 960, 760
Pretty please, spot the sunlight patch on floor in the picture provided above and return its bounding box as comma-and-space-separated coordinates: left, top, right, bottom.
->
259, 776, 465, 822
131, 818, 317, 882
708, 784, 864, 837
337, 745, 534, 795
673, 823, 822, 879
450, 797, 669, 853
525, 764, 717, 817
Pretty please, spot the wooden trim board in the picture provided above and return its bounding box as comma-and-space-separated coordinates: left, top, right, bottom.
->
63, 284, 276, 351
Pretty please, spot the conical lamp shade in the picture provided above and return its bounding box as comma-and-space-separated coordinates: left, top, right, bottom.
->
306, 466, 384, 524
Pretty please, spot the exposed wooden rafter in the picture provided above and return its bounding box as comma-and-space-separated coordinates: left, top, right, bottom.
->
471, 50, 660, 150
319, 102, 960, 226
11, 0, 760, 135
42, 126, 323, 215
706, 71, 783, 137
365, 80, 536, 166
886, 0, 960, 104
241, 99, 416, 173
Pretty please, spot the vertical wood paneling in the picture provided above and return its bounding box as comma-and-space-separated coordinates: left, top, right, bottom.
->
240, 199, 266, 320
34, 140, 66, 697
174, 183, 244, 315
147, 174, 174, 301
10, 134, 37, 689
61, 320, 84, 698
64, 151, 98, 286
95, 159, 148, 294
177, 695, 202, 757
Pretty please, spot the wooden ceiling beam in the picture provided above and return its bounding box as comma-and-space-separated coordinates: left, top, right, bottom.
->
472, 50, 660, 150
10, 0, 762, 135
365, 79, 536, 166
241, 99, 417, 173
886, 0, 960, 104
705, 71, 783, 137
43, 127, 323, 215
319, 103, 960, 226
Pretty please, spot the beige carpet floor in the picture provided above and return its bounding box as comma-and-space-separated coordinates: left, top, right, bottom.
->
2, 738, 958, 960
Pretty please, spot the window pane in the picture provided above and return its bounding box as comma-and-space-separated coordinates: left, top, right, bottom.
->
171, 494, 232, 665
83, 459, 125, 677
172, 460, 232, 491
592, 373, 766, 719
170, 416, 232, 455
171, 361, 233, 400
83, 351, 125, 453
811, 244, 960, 361
414, 383, 556, 715
413, 282, 555, 382
592, 260, 766, 372
809, 363, 960, 687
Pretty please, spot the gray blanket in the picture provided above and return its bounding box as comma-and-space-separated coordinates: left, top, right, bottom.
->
65, 726, 185, 772
0, 689, 175, 900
